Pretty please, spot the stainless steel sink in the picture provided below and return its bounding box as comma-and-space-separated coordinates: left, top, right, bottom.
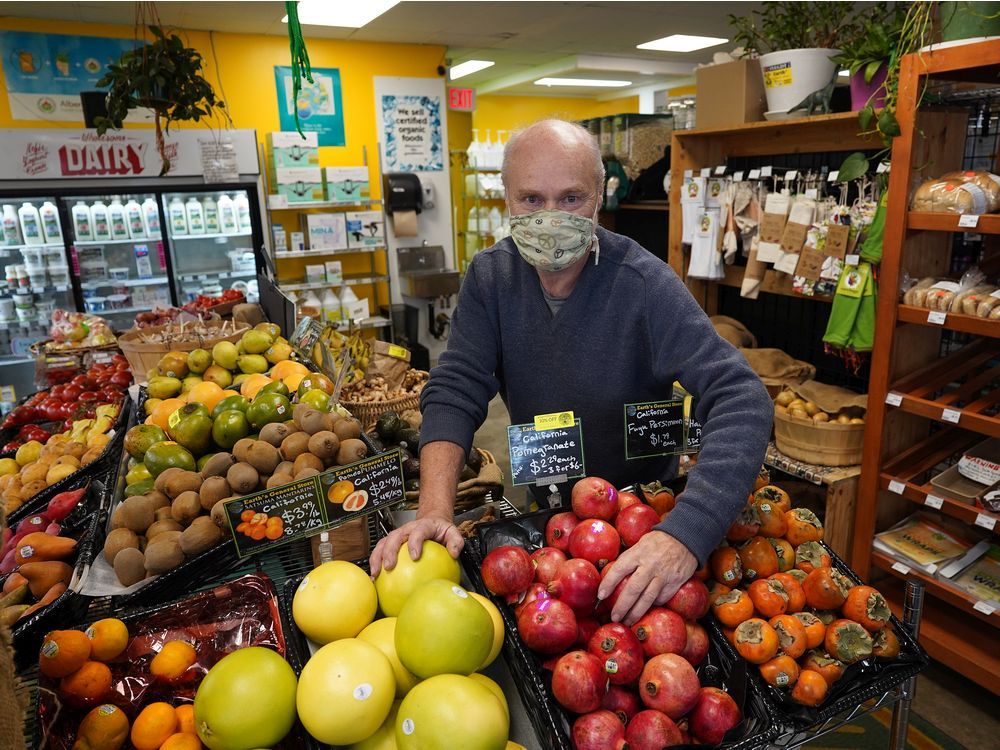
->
397, 244, 460, 297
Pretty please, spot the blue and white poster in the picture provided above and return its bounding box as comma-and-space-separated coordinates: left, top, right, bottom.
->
0, 31, 139, 121
274, 66, 345, 147
381, 94, 443, 171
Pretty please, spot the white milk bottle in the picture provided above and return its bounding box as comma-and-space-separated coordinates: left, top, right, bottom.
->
3, 205, 22, 246
217, 194, 238, 235
234, 192, 252, 233
91, 200, 111, 241
124, 198, 145, 239
71, 201, 93, 242
18, 203, 42, 246
39, 201, 62, 244
108, 198, 129, 240
141, 197, 162, 238
168, 196, 188, 236
185, 197, 205, 235
202, 196, 220, 233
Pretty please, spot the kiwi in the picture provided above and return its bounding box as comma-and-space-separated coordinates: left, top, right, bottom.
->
255, 477, 270, 493
146, 490, 171, 510
180, 517, 224, 556
233, 438, 256, 464
293, 453, 324, 475
146, 530, 182, 548
146, 519, 183, 540
333, 419, 362, 441
114, 547, 146, 586
121, 496, 156, 534
171, 491, 202, 525
336, 438, 368, 466
275, 460, 294, 476
247, 441, 280, 474
210, 500, 228, 528
283, 419, 300, 432
199, 476, 231, 510
293, 403, 317, 430
103, 528, 139, 564
200, 452, 237, 479
294, 468, 320, 480
110, 503, 126, 531
267, 472, 294, 489
163, 470, 202, 500
154, 467, 185, 494
227, 462, 259, 494
280, 432, 311, 462
154, 507, 173, 522
259, 422, 293, 448
307, 431, 340, 461
144, 539, 185, 573
299, 409, 334, 436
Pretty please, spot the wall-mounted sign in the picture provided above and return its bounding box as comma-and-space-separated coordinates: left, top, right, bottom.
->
274, 66, 345, 147
381, 94, 443, 171
448, 87, 476, 112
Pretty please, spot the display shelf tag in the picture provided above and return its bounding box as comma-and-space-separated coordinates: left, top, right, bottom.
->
748, 169, 761, 180
700, 167, 712, 177
715, 166, 727, 175
975, 512, 997, 531
734, 172, 745, 182
958, 214, 980, 228
927, 310, 947, 325
268, 194, 289, 209
888, 479, 906, 495
784, 170, 798, 181
828, 170, 839, 182
973, 600, 997, 616
508, 420, 585, 487
760, 166, 773, 177
941, 408, 962, 424
683, 169, 693, 178
891, 561, 911, 575
845, 253, 860, 266
924, 494, 944, 509
885, 392, 903, 406
624, 400, 686, 460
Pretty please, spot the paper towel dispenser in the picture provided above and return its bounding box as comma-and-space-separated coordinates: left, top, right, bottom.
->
383, 172, 423, 215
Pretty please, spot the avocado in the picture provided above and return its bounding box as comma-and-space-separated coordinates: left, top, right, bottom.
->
398, 428, 421, 449
375, 412, 402, 442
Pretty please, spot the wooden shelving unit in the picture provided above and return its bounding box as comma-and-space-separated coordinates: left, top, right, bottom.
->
852, 39, 1000, 695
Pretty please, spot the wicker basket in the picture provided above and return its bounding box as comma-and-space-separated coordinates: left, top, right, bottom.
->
347, 392, 422, 431
117, 322, 249, 379
773, 409, 864, 466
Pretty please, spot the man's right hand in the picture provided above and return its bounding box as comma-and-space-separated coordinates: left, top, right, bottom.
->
369, 515, 465, 577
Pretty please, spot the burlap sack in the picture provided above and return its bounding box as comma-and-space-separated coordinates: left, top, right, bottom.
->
711, 316, 757, 349
786, 380, 868, 413
366, 341, 411, 390
740, 348, 816, 388
0, 508, 26, 750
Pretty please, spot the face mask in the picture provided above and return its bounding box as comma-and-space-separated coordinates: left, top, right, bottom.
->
509, 209, 597, 272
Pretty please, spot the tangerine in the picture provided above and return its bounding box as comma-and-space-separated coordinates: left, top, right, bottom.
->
159, 733, 203, 750
174, 704, 196, 734
131, 702, 179, 750
150, 640, 197, 681
186, 382, 226, 413
60, 660, 112, 705
149, 398, 186, 432
39, 629, 92, 678
71, 703, 129, 750
85, 618, 129, 662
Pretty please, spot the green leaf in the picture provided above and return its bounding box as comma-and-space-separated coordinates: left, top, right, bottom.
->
864, 59, 884, 84
878, 109, 901, 137
858, 106, 875, 132
838, 152, 870, 182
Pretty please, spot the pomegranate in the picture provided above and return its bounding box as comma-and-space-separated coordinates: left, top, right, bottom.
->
541, 652, 567, 671
615, 503, 661, 548
571, 476, 619, 520
481, 544, 534, 597
514, 582, 552, 617
666, 577, 711, 620
625, 710, 683, 750
632, 607, 687, 658
572, 710, 627, 750
587, 623, 645, 685
517, 597, 578, 654
681, 621, 710, 667
616, 490, 642, 515
548, 558, 601, 613
676, 718, 691, 745
602, 685, 641, 725
552, 650, 609, 713
569, 519, 622, 569
596, 568, 632, 621
577, 616, 601, 647
530, 546, 567, 584
546, 511, 580, 552
689, 687, 742, 745
639, 653, 700, 719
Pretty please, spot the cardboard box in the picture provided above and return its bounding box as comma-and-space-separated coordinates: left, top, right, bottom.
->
325, 261, 343, 285
346, 211, 385, 247
342, 296, 370, 322
306, 213, 348, 250
273, 224, 287, 253
326, 167, 370, 202
695, 59, 767, 128
305, 264, 326, 284
290, 231, 305, 252
272, 167, 325, 203
266, 131, 319, 169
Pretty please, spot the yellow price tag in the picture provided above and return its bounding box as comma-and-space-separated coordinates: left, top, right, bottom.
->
167, 408, 184, 430
534, 411, 575, 431
388, 344, 409, 359
763, 63, 793, 88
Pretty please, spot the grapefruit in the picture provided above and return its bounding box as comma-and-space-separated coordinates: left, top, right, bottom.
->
349, 700, 399, 750
396, 674, 508, 750
358, 618, 420, 698
469, 673, 510, 721
469, 592, 505, 669
374, 540, 461, 616
293, 561, 378, 644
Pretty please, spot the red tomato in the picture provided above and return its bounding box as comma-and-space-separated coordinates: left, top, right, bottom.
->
49, 384, 66, 401
78, 391, 99, 404
61, 384, 83, 401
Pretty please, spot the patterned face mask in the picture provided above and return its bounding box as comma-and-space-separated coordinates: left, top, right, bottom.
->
509, 209, 597, 272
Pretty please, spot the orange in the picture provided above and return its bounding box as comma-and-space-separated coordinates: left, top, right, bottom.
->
239, 373, 272, 400
131, 702, 178, 750
174, 704, 196, 735
186, 381, 226, 412
270, 360, 308, 381
71, 703, 130, 750
159, 733, 203, 750
85, 618, 129, 662
328, 480, 355, 504
150, 640, 197, 680
282, 372, 307, 393
39, 629, 92, 678
60, 661, 112, 705
149, 398, 186, 432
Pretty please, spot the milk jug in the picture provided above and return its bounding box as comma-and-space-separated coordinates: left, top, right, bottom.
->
141, 197, 162, 238
202, 196, 220, 233
108, 199, 130, 241
90, 201, 112, 241
168, 196, 188, 236
71, 201, 93, 242
18, 203, 42, 245
124, 198, 145, 239
185, 197, 205, 235
3, 205, 22, 245
217, 194, 238, 235
39, 201, 62, 244
233, 193, 252, 233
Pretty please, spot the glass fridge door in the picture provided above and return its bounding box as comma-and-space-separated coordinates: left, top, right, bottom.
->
162, 188, 257, 303
62, 191, 171, 328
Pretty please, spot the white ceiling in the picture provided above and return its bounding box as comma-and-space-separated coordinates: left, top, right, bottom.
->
0, 1, 763, 97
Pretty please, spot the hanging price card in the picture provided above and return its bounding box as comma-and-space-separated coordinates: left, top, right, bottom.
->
508, 421, 586, 486
941, 408, 962, 424
748, 169, 761, 180
624, 400, 686, 460
734, 172, 745, 182
715, 166, 727, 175
760, 166, 773, 177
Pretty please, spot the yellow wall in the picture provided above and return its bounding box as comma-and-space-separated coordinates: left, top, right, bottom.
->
471, 94, 639, 134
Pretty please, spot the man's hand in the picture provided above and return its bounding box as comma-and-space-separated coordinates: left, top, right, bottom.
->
597, 530, 698, 626
369, 514, 464, 577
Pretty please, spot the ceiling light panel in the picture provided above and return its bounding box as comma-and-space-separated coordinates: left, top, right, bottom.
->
637, 34, 728, 53
450, 60, 495, 80
534, 77, 632, 88
282, 0, 400, 28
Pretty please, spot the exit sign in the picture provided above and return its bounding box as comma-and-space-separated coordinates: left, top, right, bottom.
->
448, 87, 476, 111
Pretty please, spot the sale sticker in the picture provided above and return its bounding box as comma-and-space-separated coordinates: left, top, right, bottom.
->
534, 411, 576, 431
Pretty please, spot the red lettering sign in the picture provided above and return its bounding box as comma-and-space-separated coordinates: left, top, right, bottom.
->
57, 141, 148, 176
448, 87, 475, 112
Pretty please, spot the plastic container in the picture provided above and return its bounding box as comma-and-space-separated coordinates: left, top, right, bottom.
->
47, 265, 70, 286
124, 198, 145, 239
14, 291, 34, 320
168, 196, 187, 236
228, 250, 256, 273
0, 295, 14, 320
759, 48, 840, 114
18, 202, 43, 246
35, 298, 55, 317
217, 194, 238, 235
71, 201, 93, 242
108, 198, 129, 240
20, 246, 45, 270
4, 266, 16, 288
109, 267, 130, 281
141, 197, 161, 239
27, 268, 47, 289
15, 265, 29, 288
85, 296, 107, 313
90, 201, 111, 241
234, 192, 252, 233
2, 204, 22, 246
185, 196, 205, 235
106, 293, 129, 309
201, 283, 223, 297
203, 196, 220, 233
39, 201, 62, 244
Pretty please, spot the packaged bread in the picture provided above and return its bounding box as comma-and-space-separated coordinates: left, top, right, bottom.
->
903, 277, 939, 306
953, 285, 997, 315
925, 281, 963, 310
990, 304, 1000, 320
976, 291, 1000, 318
911, 178, 989, 214
941, 171, 1000, 212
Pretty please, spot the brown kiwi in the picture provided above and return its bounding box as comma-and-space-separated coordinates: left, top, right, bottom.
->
163, 470, 202, 500
154, 507, 174, 522
293, 453, 324, 475
210, 500, 228, 528
200, 452, 237, 479
299, 409, 334, 436
180, 517, 224, 556
144, 539, 184, 573
294, 468, 321, 480
259, 422, 293, 448
336, 438, 368, 466
227, 462, 259, 494
247, 441, 281, 474
154, 467, 185, 494
333, 419, 362, 441
109, 503, 126, 530
146, 519, 183, 540
114, 547, 146, 585
103, 528, 139, 564
199, 476, 231, 511
275, 460, 294, 476
307, 431, 340, 461
146, 530, 182, 548
121, 496, 156, 534
170, 491, 202, 525
292, 403, 316, 430
283, 419, 300, 432
146, 490, 171, 510
280, 432, 311, 462
233, 437, 256, 464
267, 472, 294, 489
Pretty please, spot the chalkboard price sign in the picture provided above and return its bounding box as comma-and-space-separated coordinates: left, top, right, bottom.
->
320, 449, 406, 523
624, 400, 686, 459
686, 397, 703, 452
508, 420, 586, 486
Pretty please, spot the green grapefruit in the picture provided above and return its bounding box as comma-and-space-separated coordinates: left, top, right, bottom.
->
374, 540, 460, 616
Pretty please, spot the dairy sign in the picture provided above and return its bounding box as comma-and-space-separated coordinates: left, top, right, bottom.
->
0, 129, 261, 180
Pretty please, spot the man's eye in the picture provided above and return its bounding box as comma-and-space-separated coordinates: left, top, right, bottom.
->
564, 195, 579, 204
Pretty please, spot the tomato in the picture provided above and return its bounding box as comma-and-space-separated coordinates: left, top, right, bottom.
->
824, 619, 873, 664
759, 654, 800, 688
790, 669, 828, 706
70, 374, 89, 388
78, 391, 98, 403
49, 385, 66, 401
61, 384, 83, 401
802, 650, 844, 685
3, 440, 21, 452
793, 612, 827, 649
769, 572, 806, 612
738, 536, 779, 581
709, 546, 743, 588
785, 508, 824, 546
711, 588, 754, 628
734, 618, 779, 664
802, 568, 851, 610
108, 370, 132, 388
841, 585, 891, 632
747, 578, 789, 618
769, 614, 808, 658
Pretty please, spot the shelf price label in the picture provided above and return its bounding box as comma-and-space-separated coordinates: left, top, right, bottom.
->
958, 214, 980, 229
784, 170, 797, 181
700, 167, 712, 177
760, 166, 773, 177
828, 171, 839, 182
941, 408, 962, 424
268, 194, 289, 209
927, 310, 947, 325
973, 600, 997, 616
885, 392, 903, 407
508, 420, 586, 487
888, 479, 906, 495
891, 561, 912, 576
733, 172, 745, 182
975, 512, 997, 531
748, 169, 761, 180
714, 166, 727, 175
924, 494, 944, 509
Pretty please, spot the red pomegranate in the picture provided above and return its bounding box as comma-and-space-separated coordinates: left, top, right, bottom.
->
530, 546, 567, 584
481, 545, 534, 597
625, 710, 683, 750
681, 621, 710, 667
577, 616, 602, 647
548, 558, 601, 613
569, 519, 622, 569
514, 582, 551, 617
596, 566, 632, 621
571, 476, 619, 521
552, 651, 609, 714
602, 684, 642, 725
632, 607, 687, 658
516, 597, 578, 654
615, 503, 661, 548
639, 653, 700, 719
616, 490, 643, 515
689, 687, 742, 745
545, 512, 580, 552
667, 577, 711, 620
587, 622, 645, 685
572, 710, 627, 750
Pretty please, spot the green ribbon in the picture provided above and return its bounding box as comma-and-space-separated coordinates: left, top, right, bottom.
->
285, 0, 314, 136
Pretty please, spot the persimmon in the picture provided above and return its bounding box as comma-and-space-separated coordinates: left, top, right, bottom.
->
759, 654, 800, 689
872, 628, 900, 658
753, 467, 771, 492
803, 649, 845, 686
753, 485, 790, 513
734, 618, 779, 664
708, 581, 733, 606
809, 608, 837, 626
770, 572, 806, 613
802, 568, 850, 610
769, 614, 808, 659
754, 498, 788, 537
785, 508, 824, 546
841, 585, 891, 632
747, 578, 789, 618
785, 568, 808, 584
790, 669, 828, 706
795, 541, 831, 573
710, 546, 743, 588
694, 561, 710, 581
712, 589, 754, 628
825, 618, 873, 664
726, 504, 761, 542
722, 626, 737, 647
737, 536, 779, 581
768, 537, 796, 573
793, 612, 827, 649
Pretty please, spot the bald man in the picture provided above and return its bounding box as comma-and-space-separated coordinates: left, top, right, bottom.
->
371, 119, 772, 625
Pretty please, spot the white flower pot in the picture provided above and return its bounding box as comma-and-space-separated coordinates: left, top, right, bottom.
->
758, 48, 841, 114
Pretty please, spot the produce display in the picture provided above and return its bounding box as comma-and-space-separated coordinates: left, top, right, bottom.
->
121, 318, 248, 347
341, 368, 428, 404
306, 325, 372, 385
133, 308, 185, 329
773, 390, 865, 425
44, 310, 117, 352
181, 289, 245, 315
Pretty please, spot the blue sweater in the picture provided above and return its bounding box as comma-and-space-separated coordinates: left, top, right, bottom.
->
420, 228, 773, 564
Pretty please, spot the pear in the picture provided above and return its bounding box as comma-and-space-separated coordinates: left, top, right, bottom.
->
157, 351, 189, 379
264, 340, 293, 364
181, 375, 203, 393
147, 377, 182, 399
187, 348, 212, 374
255, 322, 282, 339
241, 330, 273, 354
212, 341, 239, 370
203, 364, 233, 388
237, 354, 269, 374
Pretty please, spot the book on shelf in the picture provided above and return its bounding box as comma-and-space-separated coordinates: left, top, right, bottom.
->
874, 514, 974, 572
949, 544, 1000, 607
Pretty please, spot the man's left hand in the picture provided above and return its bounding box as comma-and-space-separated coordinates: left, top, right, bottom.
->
597, 530, 698, 626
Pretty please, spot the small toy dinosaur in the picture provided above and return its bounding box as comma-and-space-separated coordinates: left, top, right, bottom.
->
789, 74, 837, 116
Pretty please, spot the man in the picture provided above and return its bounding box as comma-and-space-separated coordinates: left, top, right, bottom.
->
371, 119, 772, 625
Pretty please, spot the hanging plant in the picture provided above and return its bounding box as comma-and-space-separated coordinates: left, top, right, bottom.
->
95, 25, 228, 175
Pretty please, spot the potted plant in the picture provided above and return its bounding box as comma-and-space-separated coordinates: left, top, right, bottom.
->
729, 1, 857, 115
95, 26, 229, 175
833, 3, 908, 112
